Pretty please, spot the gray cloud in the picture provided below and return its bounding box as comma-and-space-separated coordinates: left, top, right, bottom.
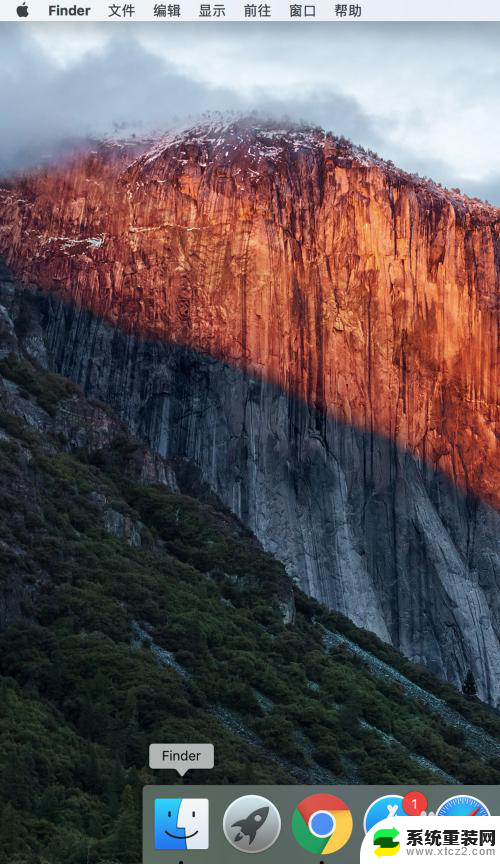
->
0, 26, 379, 164
0, 28, 239, 170
0, 23, 499, 204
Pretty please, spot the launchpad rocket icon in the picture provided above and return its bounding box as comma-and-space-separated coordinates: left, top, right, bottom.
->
223, 795, 281, 853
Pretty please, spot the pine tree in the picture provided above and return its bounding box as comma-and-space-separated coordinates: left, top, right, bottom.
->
0, 803, 23, 861
111, 785, 141, 863
462, 669, 477, 697
107, 760, 126, 818
242, 760, 256, 784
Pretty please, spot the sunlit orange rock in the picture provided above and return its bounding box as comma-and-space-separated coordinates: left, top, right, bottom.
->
0, 118, 498, 509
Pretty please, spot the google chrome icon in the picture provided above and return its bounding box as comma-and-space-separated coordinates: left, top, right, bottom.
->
292, 794, 353, 855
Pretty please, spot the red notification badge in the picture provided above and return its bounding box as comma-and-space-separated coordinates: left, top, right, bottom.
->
403, 791, 428, 816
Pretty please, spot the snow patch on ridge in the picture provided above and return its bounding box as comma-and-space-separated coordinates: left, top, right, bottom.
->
45, 235, 105, 251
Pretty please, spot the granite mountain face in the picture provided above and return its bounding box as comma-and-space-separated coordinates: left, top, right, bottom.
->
0, 117, 498, 704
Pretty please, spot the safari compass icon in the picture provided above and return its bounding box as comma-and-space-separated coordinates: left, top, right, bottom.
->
223, 795, 281, 853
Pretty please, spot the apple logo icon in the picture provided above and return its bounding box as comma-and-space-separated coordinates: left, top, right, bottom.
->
17, 2, 29, 16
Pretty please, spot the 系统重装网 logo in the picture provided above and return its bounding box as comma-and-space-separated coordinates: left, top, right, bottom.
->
373, 826, 400, 857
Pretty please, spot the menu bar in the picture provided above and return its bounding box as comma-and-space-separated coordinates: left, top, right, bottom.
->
6, 0, 500, 21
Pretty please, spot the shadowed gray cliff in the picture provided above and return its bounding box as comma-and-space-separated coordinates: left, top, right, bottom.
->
1, 263, 498, 707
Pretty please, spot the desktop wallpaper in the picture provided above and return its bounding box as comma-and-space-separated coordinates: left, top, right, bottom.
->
0, 21, 498, 864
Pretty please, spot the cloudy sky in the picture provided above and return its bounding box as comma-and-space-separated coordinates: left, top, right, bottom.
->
1, 22, 500, 203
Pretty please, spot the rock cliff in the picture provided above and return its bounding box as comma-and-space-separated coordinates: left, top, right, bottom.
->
0, 117, 498, 704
